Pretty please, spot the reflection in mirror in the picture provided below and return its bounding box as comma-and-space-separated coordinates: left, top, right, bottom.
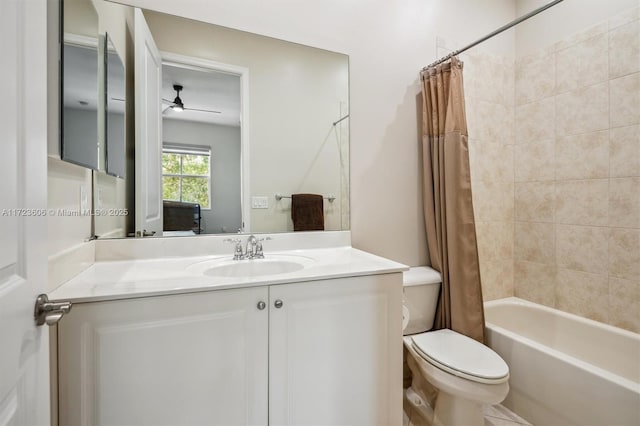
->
61, 0, 100, 170
161, 64, 242, 236
92, 5, 349, 238
105, 34, 126, 178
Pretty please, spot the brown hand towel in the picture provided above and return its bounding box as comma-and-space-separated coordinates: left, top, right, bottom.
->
291, 193, 324, 231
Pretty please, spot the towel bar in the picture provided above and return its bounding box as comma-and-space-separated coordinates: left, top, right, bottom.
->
275, 193, 336, 203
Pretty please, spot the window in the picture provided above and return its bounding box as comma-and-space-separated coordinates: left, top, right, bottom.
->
162, 144, 211, 209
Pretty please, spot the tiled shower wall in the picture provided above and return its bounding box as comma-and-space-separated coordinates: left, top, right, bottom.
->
464, 51, 517, 301
445, 7, 639, 333
513, 8, 640, 332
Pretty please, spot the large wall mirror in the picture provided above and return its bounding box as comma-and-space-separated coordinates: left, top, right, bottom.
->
86, 2, 349, 238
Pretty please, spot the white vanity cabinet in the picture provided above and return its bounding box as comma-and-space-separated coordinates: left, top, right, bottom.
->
269, 274, 402, 425
57, 274, 402, 426
58, 286, 270, 426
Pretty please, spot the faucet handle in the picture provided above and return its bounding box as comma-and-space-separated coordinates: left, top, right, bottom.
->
223, 237, 242, 248
224, 238, 244, 260
254, 236, 271, 259
254, 242, 264, 259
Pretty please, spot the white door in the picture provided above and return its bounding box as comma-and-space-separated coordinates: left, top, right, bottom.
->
269, 275, 403, 426
58, 288, 269, 425
134, 8, 163, 237
0, 0, 51, 425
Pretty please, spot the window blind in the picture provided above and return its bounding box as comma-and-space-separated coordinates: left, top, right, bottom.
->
163, 143, 210, 156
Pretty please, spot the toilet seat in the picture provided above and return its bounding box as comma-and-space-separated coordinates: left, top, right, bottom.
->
411, 329, 509, 384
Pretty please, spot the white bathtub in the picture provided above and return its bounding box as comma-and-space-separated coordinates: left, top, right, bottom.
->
484, 297, 640, 426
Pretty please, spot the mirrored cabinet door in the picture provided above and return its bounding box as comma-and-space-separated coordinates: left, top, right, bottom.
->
61, 0, 100, 170
105, 33, 126, 178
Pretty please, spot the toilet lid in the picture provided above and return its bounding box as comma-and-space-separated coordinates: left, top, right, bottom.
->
411, 329, 509, 384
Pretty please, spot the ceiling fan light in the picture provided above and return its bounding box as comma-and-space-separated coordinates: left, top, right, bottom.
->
172, 96, 184, 112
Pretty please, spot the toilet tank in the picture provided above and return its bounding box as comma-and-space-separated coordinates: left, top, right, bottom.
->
403, 267, 442, 335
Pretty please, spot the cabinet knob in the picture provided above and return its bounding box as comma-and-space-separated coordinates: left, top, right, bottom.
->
274, 299, 283, 309
257, 301, 266, 310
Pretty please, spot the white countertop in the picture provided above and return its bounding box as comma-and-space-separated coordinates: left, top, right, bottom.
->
49, 247, 408, 303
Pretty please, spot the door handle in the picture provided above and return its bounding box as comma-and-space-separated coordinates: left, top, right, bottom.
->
274, 299, 283, 309
34, 294, 72, 326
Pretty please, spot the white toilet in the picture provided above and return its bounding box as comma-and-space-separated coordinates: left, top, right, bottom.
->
403, 267, 509, 426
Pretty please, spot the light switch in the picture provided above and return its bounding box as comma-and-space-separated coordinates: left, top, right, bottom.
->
251, 196, 269, 209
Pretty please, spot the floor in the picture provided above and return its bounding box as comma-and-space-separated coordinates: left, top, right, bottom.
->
483, 404, 532, 426
402, 404, 532, 426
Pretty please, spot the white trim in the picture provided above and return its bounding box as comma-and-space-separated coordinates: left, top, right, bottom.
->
134, 8, 164, 236
161, 149, 211, 209
161, 51, 250, 232
63, 32, 99, 48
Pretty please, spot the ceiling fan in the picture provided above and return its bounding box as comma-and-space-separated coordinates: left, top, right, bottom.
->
162, 84, 221, 114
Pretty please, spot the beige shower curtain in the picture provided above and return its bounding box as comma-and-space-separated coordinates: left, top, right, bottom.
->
421, 57, 485, 343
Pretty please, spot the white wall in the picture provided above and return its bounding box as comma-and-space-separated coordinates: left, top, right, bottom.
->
162, 119, 242, 234
47, 158, 92, 255
92, 0, 133, 59
94, 172, 127, 238
114, 0, 516, 265
515, 0, 640, 56
64, 0, 98, 37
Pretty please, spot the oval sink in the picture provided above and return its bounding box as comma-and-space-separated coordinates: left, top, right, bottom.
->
188, 254, 315, 278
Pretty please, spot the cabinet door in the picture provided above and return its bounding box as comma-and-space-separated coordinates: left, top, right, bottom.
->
269, 274, 403, 426
58, 287, 269, 426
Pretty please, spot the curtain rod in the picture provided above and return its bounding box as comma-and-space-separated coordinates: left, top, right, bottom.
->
332, 114, 350, 126
422, 0, 565, 71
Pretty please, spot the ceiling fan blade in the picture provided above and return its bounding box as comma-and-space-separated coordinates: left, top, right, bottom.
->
184, 107, 221, 114
164, 86, 220, 113
162, 105, 173, 114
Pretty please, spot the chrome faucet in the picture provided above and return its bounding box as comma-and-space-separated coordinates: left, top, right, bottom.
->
224, 235, 271, 260
245, 235, 258, 259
